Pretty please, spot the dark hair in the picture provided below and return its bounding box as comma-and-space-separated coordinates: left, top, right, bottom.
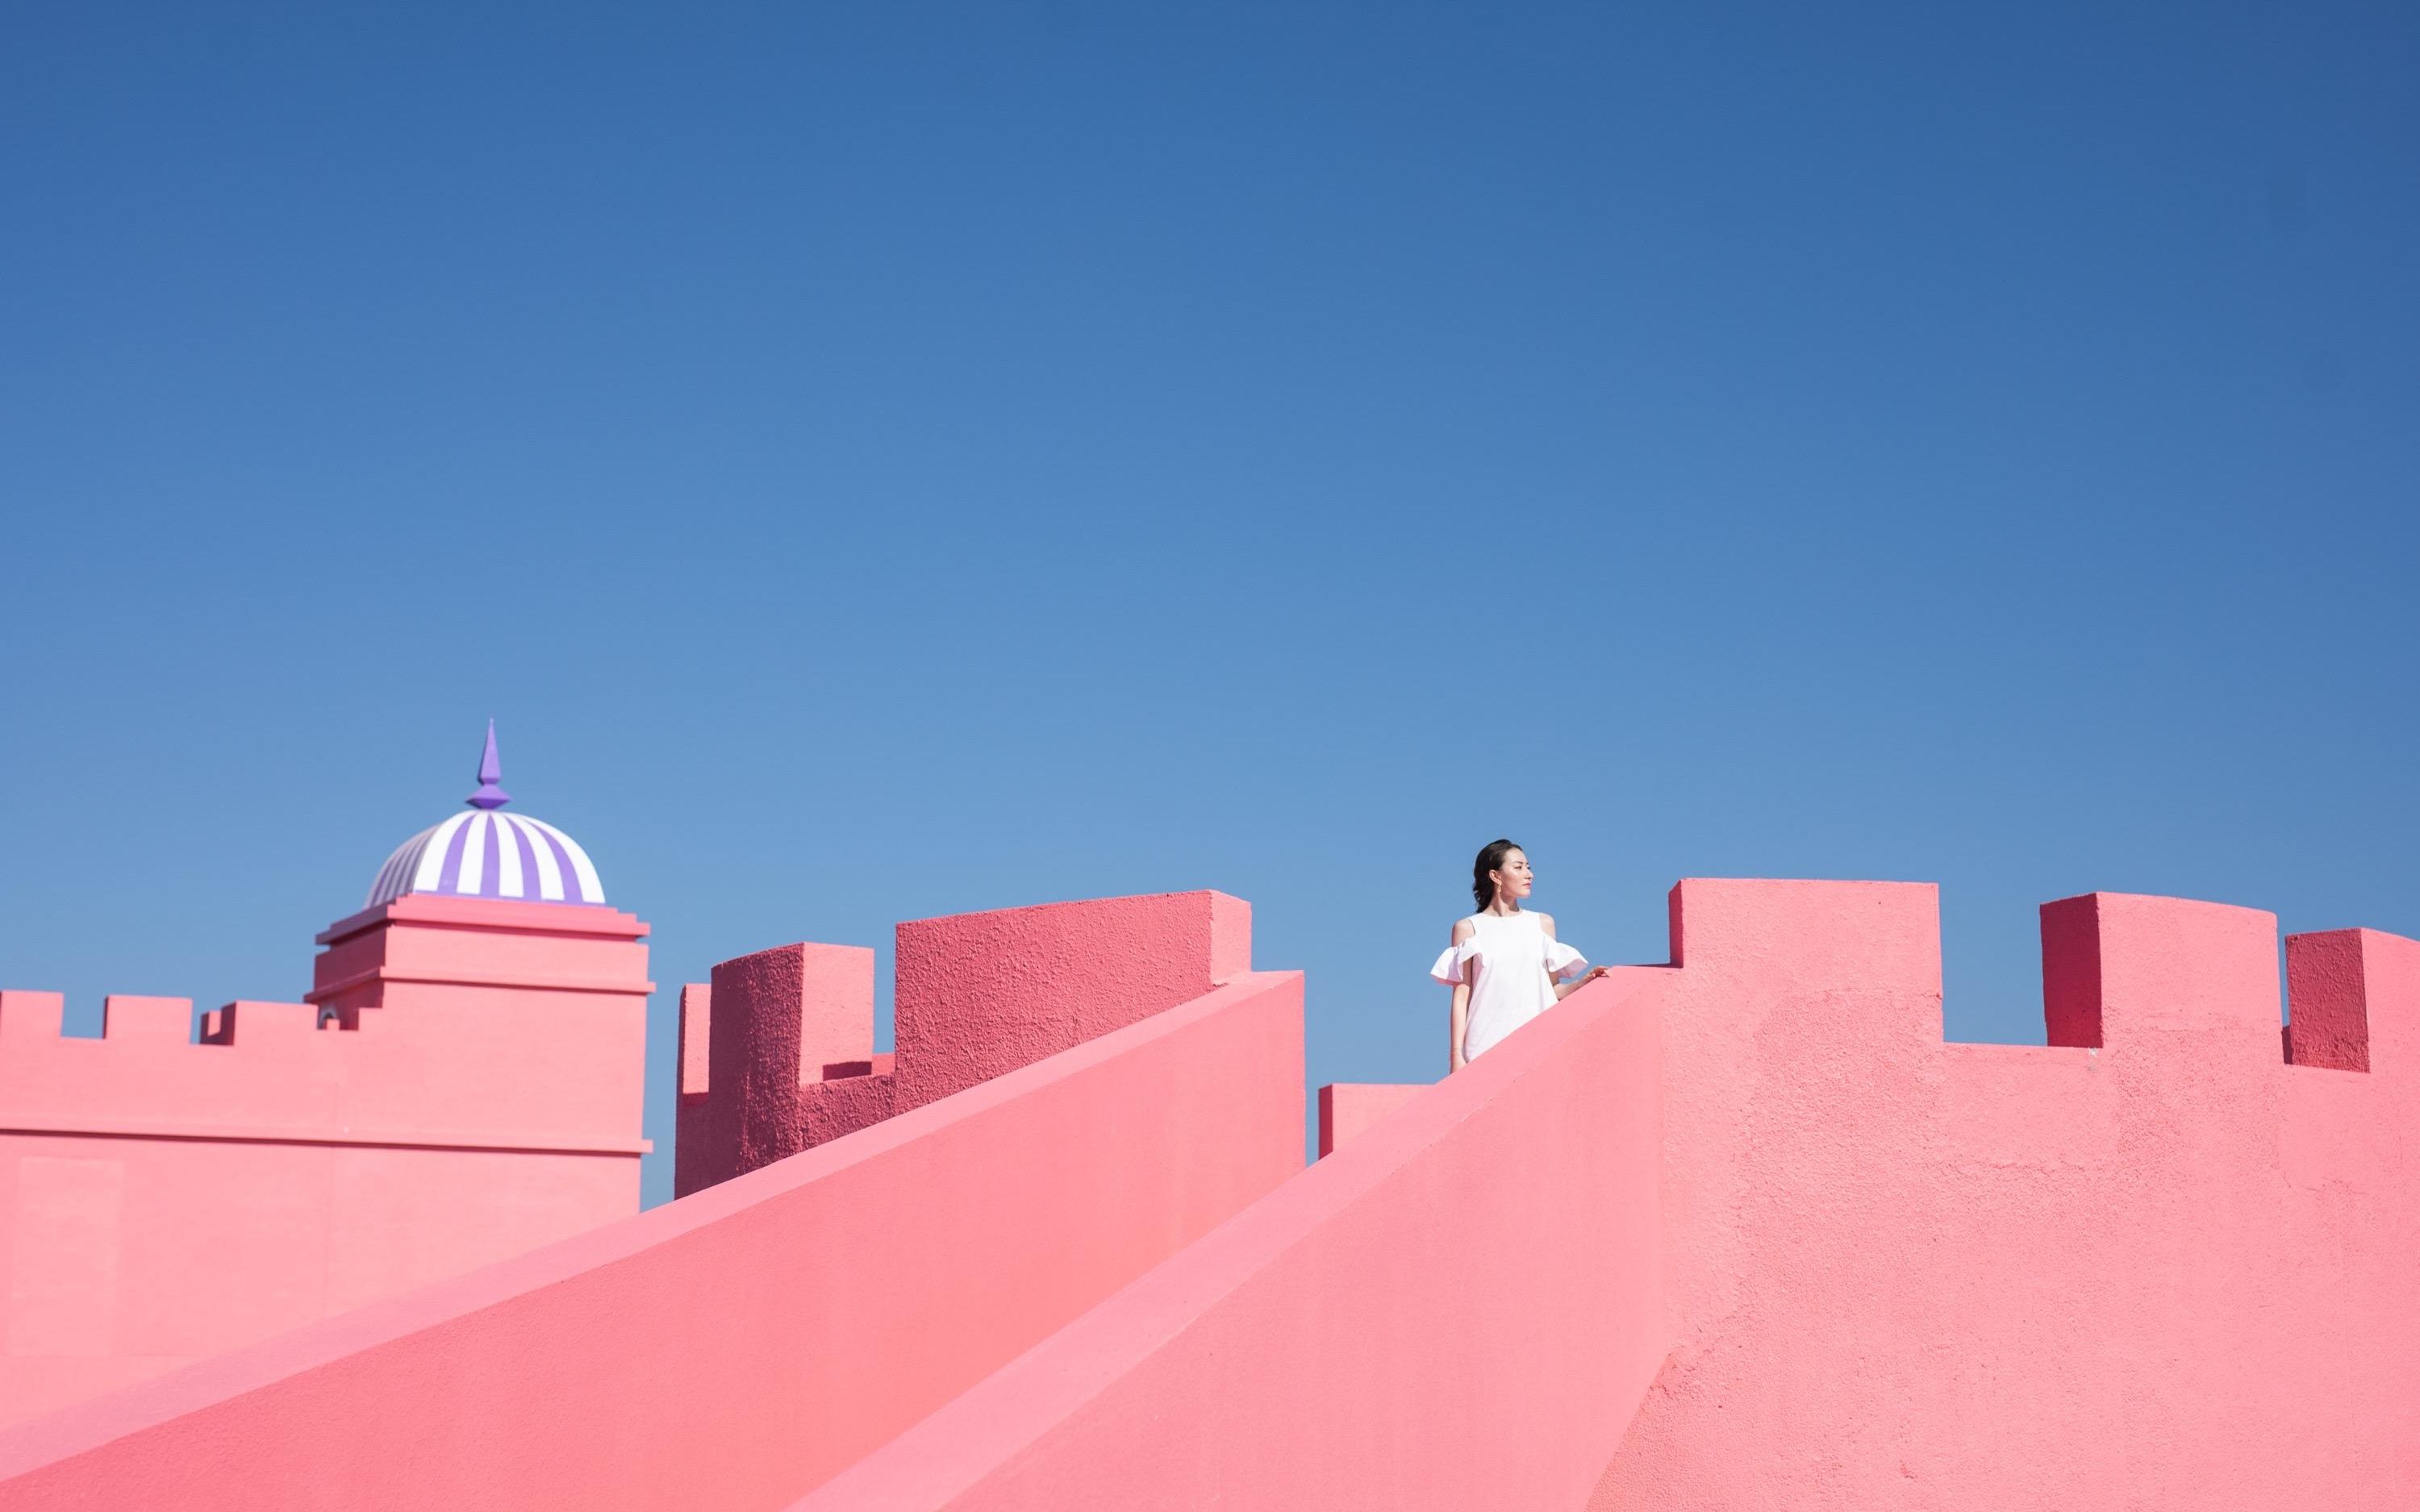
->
1472, 839, 1523, 911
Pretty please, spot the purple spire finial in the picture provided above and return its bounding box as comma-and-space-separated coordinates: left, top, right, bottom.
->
466, 719, 511, 810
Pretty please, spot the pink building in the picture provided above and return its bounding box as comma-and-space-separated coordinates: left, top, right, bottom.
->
1, 761, 2414, 1506
0, 726, 650, 1428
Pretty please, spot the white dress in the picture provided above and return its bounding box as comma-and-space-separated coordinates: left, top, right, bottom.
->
1430, 910, 1590, 1061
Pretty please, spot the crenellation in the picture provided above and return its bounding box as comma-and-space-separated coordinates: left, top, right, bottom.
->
674, 981, 720, 1198
2038, 892, 2282, 1061
2284, 930, 2372, 1073
99, 994, 194, 1043
196, 1000, 322, 1048
0, 989, 65, 1041
676, 891, 1256, 1198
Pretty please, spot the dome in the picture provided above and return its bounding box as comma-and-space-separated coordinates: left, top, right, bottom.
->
365, 723, 607, 908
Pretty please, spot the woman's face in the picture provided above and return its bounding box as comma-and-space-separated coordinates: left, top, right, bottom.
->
1492, 849, 1534, 905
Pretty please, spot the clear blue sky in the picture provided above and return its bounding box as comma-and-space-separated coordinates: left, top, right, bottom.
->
4, 2, 2414, 1206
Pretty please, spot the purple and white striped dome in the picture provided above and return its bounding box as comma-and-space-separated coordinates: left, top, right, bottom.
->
365, 723, 608, 908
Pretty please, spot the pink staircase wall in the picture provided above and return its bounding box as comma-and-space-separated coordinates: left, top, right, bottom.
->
803, 964, 1669, 1512
0, 895, 651, 1427
0, 894, 1304, 1512
803, 881, 2420, 1511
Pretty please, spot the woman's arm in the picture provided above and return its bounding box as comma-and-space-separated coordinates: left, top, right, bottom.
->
1554, 966, 1617, 1001
1539, 914, 1615, 1001
1447, 918, 1476, 1073
1450, 980, 1472, 1071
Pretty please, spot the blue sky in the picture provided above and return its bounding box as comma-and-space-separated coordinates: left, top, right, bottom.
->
3, 2, 2414, 1206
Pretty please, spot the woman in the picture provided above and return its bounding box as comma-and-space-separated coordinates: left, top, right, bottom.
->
1432, 839, 1615, 1071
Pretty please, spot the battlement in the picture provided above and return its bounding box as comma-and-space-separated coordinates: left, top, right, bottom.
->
0, 986, 648, 1156
1661, 877, 2417, 1076
0, 890, 658, 1430
2, 891, 655, 1157
5, 877, 2415, 1510
675, 889, 1250, 1196
1327, 883, 2418, 1157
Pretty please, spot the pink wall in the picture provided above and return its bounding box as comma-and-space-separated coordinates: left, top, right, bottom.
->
0, 895, 651, 1427
0, 898, 1304, 1511
677, 943, 885, 1192
893, 889, 1252, 1107
677, 891, 1253, 1196
802, 968, 1668, 1511
1313, 1081, 1424, 1158
799, 880, 2420, 1511
13, 878, 2411, 1510
1588, 881, 2420, 1508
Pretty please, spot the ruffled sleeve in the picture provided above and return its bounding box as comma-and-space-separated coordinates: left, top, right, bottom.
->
1542, 939, 1589, 981
1430, 939, 1481, 985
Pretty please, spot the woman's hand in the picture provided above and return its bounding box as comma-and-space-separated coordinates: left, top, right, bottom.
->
1553, 964, 1619, 1002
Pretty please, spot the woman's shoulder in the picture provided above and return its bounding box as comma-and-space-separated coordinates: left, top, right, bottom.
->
1531, 910, 1556, 935
1450, 916, 1477, 943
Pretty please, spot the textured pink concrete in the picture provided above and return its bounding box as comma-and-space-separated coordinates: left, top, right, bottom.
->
892, 889, 1252, 1109
673, 981, 716, 1196
803, 968, 1665, 1512
1312, 1081, 1424, 1158
2284, 927, 2372, 1072
794, 881, 2418, 1511
0, 895, 650, 1427
686, 942, 879, 1188
1588, 882, 2420, 1509
17, 877, 2413, 1509
676, 890, 1252, 1197
0, 954, 1303, 1510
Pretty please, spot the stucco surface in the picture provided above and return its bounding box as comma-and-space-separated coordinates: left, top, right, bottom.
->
1588, 882, 2420, 1509
0, 956, 1303, 1511
892, 889, 1251, 1108
11, 878, 2410, 1509
691, 942, 878, 1185
678, 890, 1253, 1197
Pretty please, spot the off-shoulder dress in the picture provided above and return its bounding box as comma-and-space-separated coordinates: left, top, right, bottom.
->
1429, 909, 1590, 1061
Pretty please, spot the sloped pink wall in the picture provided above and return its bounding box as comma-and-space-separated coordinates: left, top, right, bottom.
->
795, 881, 2420, 1511
1589, 882, 2420, 1509
801, 967, 1669, 1512
0, 954, 1304, 1511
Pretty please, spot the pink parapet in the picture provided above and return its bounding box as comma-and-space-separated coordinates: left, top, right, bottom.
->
675, 889, 1255, 1198
0, 892, 1304, 1512
0, 891, 652, 1430
1315, 1081, 1425, 1157
5, 875, 2418, 1510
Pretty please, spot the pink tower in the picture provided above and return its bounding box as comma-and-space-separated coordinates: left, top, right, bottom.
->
0, 724, 651, 1427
